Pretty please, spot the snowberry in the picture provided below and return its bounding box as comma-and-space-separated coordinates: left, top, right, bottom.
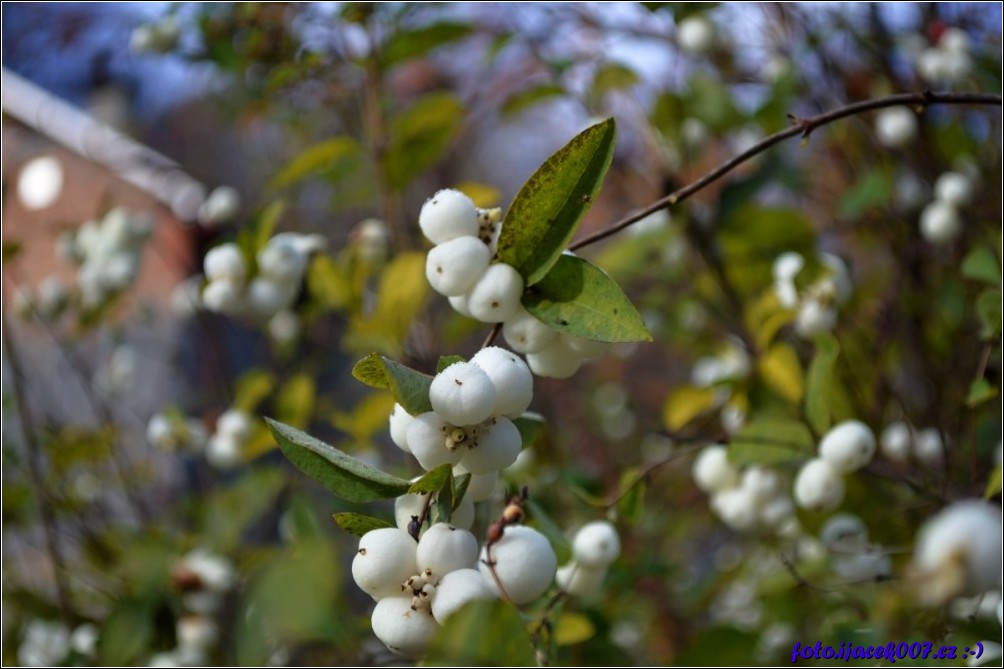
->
556, 561, 607, 597
206, 434, 242, 470
793, 458, 845, 511
352, 528, 419, 601
526, 338, 582, 379
833, 549, 891, 582
880, 421, 912, 463
934, 172, 974, 207
406, 412, 465, 471
425, 236, 491, 297
563, 333, 609, 358
204, 244, 246, 283
247, 277, 295, 317
874, 107, 918, 149
176, 616, 218, 651
470, 347, 533, 418
198, 186, 241, 228
940, 27, 971, 53
465, 263, 525, 324
202, 279, 243, 314
459, 417, 521, 474
429, 362, 497, 427
677, 16, 715, 55
819, 420, 876, 473
914, 428, 944, 466
502, 306, 558, 354
740, 466, 781, 504
711, 487, 759, 531
772, 252, 804, 308
370, 596, 439, 659
147, 414, 173, 449
919, 200, 962, 245
419, 189, 479, 244
794, 298, 837, 338
479, 525, 557, 605
758, 495, 795, 529
388, 404, 414, 453
430, 568, 496, 623
692, 445, 740, 493
448, 294, 473, 318
454, 464, 497, 502
267, 309, 300, 343
416, 523, 478, 580
217, 409, 252, 442
571, 521, 620, 568
820, 514, 869, 551
912, 500, 1002, 605
258, 240, 307, 283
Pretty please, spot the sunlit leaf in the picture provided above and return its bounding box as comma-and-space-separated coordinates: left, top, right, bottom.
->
351, 353, 434, 416
555, 612, 596, 646
805, 333, 840, 434
663, 385, 719, 431
617, 467, 646, 524
758, 342, 804, 404
233, 369, 276, 413
984, 465, 1002, 500
409, 464, 453, 494
270, 137, 361, 190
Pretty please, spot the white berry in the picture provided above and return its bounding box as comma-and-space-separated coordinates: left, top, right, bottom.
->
258, 239, 307, 283
571, 521, 620, 568
819, 420, 876, 473
502, 306, 558, 354
478, 525, 557, 605
206, 434, 242, 470
919, 200, 962, 245
430, 568, 496, 624
874, 107, 918, 149
914, 428, 944, 465
202, 279, 244, 315
466, 263, 525, 323
370, 596, 438, 659
794, 298, 837, 338
677, 16, 715, 55
556, 561, 607, 597
526, 338, 582, 379
389, 404, 414, 453
217, 409, 252, 442
204, 243, 246, 283
880, 422, 912, 463
470, 347, 533, 418
425, 236, 491, 297
711, 487, 759, 531
406, 412, 464, 471
247, 277, 295, 317
935, 171, 974, 208
460, 417, 521, 474
416, 523, 478, 581
419, 189, 479, 244
563, 333, 609, 359
429, 362, 497, 427
352, 528, 418, 601
793, 458, 845, 511
820, 513, 869, 551
740, 466, 780, 504
692, 445, 740, 493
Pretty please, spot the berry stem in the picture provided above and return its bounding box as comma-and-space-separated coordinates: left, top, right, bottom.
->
480, 322, 502, 350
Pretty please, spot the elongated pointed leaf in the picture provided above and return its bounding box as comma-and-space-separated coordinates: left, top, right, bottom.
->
409, 464, 453, 495
333, 513, 393, 537
805, 333, 840, 434
522, 254, 651, 342
497, 118, 616, 286
728, 419, 814, 466
267, 418, 411, 502
351, 354, 434, 415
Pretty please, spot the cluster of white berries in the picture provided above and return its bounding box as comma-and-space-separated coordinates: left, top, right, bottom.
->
772, 251, 852, 338
819, 514, 891, 583
130, 15, 181, 54
17, 620, 98, 667
146, 408, 252, 471
93, 345, 140, 396
874, 106, 918, 149
353, 520, 557, 658
146, 411, 208, 454
918, 171, 974, 245
794, 420, 876, 511
419, 189, 608, 379
910, 500, 1001, 606
915, 27, 972, 86
201, 233, 325, 320
206, 409, 253, 470
692, 446, 796, 534
196, 186, 241, 229
879, 422, 944, 465
689, 339, 750, 435
557, 521, 621, 596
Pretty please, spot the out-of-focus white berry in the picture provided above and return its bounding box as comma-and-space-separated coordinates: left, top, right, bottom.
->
773, 252, 804, 308
740, 466, 780, 504
430, 568, 496, 623
171, 276, 203, 317
217, 409, 252, 442
454, 464, 497, 501
711, 487, 759, 531
429, 362, 497, 427
179, 549, 236, 592
448, 294, 473, 318
571, 521, 620, 568
919, 199, 962, 245
204, 244, 246, 283
556, 561, 607, 597
353, 218, 390, 264
419, 189, 478, 244
352, 528, 418, 601
406, 412, 464, 471
692, 445, 740, 493
934, 171, 974, 208
258, 241, 307, 284
466, 263, 525, 323
503, 306, 558, 354
912, 500, 1002, 605
270, 232, 327, 257
819, 420, 876, 473
470, 347, 533, 418
914, 428, 944, 466
875, 107, 918, 149
526, 338, 582, 379
478, 525, 557, 604
677, 16, 715, 55
70, 624, 98, 657
794, 298, 837, 338
758, 495, 795, 529
460, 417, 521, 474
940, 27, 971, 53
267, 309, 300, 344
425, 236, 491, 297
940, 47, 972, 83
18, 155, 64, 211
176, 616, 218, 651
197, 186, 241, 228
147, 414, 174, 449
389, 404, 414, 453
820, 513, 868, 551
563, 333, 609, 358
370, 596, 438, 659
206, 434, 242, 470
202, 279, 244, 315
247, 277, 295, 317
416, 523, 478, 580
880, 422, 912, 463
833, 549, 891, 582
681, 117, 709, 149
794, 458, 845, 511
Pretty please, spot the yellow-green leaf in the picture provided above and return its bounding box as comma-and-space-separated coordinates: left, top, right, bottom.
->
275, 373, 316, 429
805, 333, 840, 434
332, 512, 393, 537
728, 418, 814, 466
966, 378, 998, 407
961, 246, 1002, 285
555, 612, 596, 646
758, 342, 804, 404
498, 118, 616, 286
386, 93, 464, 189
984, 465, 1002, 500
501, 83, 565, 117
522, 255, 651, 342
270, 137, 360, 190
663, 385, 719, 431
233, 369, 276, 413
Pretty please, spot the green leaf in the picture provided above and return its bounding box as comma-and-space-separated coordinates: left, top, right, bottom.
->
555, 611, 596, 646
805, 333, 840, 434
437, 355, 466, 373
409, 464, 453, 494
268, 418, 410, 502
977, 289, 1002, 339
501, 83, 566, 117
270, 137, 361, 190
386, 93, 464, 189
592, 62, 639, 95
966, 378, 998, 407
838, 168, 891, 219
332, 512, 393, 537
497, 118, 616, 286
275, 373, 316, 429
728, 418, 814, 466
962, 246, 1002, 285
758, 342, 804, 404
984, 465, 1002, 500
522, 255, 651, 342
2, 240, 22, 262
351, 354, 434, 416
513, 412, 546, 448
98, 600, 153, 665
453, 473, 471, 511
233, 369, 276, 413
382, 22, 473, 67
617, 467, 646, 524
663, 385, 719, 431
426, 600, 537, 666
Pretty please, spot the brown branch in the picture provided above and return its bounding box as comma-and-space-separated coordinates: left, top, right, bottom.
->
570, 91, 1003, 251
480, 322, 502, 350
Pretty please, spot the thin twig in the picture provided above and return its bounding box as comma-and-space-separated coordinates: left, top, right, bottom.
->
481, 322, 502, 350
603, 443, 706, 511
570, 91, 1002, 251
